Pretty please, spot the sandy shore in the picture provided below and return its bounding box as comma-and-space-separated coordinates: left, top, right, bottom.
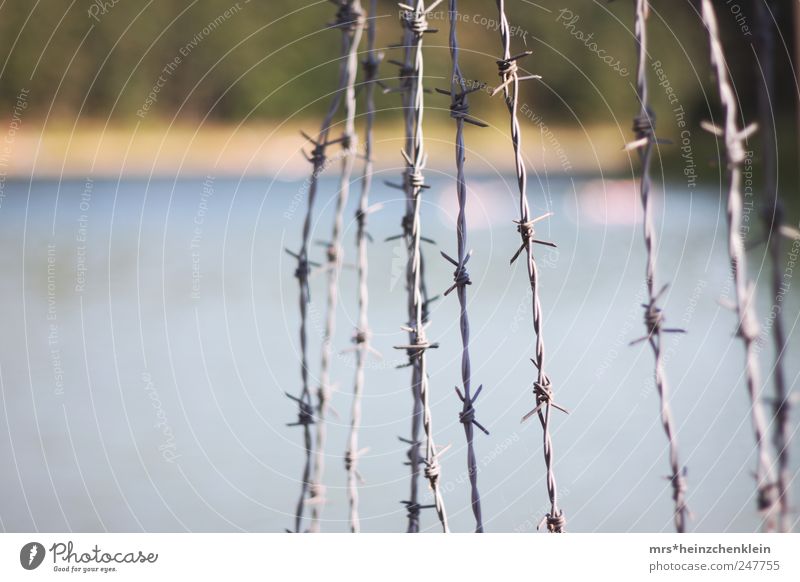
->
1, 120, 631, 179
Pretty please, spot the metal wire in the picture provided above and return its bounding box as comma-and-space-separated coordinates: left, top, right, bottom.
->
626, 0, 689, 533
286, 0, 362, 534
345, 0, 379, 534
755, 0, 792, 533
385, 15, 424, 534
491, 0, 566, 533
700, 0, 779, 532
440, 0, 489, 534
391, 0, 449, 533
308, 0, 365, 534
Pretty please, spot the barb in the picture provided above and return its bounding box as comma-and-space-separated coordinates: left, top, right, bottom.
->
626, 0, 689, 533
391, 0, 449, 533
439, 1, 488, 533
700, 0, 778, 531
346, 0, 379, 534
491, 0, 566, 533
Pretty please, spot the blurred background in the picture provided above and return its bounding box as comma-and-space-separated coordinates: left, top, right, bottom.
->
0, 0, 798, 180
0, 0, 798, 532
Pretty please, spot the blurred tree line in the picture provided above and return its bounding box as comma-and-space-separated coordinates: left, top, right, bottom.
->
0, 1, 794, 126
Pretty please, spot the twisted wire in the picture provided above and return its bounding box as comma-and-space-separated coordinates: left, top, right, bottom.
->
492, 0, 565, 533
345, 0, 379, 534
392, 0, 449, 532
628, 0, 689, 533
285, 0, 362, 534
700, 0, 778, 531
755, 0, 792, 533
310, 0, 365, 533
386, 16, 425, 533
442, 0, 488, 533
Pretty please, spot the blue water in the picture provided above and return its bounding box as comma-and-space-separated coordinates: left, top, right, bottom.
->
0, 175, 797, 532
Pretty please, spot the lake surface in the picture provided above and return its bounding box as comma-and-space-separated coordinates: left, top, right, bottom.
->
0, 175, 797, 532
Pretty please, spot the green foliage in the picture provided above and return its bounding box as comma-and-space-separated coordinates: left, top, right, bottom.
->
0, 0, 794, 131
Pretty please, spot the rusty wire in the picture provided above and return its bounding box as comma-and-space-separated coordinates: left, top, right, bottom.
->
437, 0, 490, 533
755, 0, 793, 533
345, 0, 380, 534
491, 0, 566, 533
389, 0, 449, 533
308, 0, 365, 533
699, 0, 779, 531
625, 0, 689, 533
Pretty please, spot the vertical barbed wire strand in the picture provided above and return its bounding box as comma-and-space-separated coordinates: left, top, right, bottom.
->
309, 0, 365, 533
285, 0, 362, 534
699, 0, 779, 531
388, 17, 441, 534
385, 16, 424, 533
626, 0, 689, 533
755, 0, 792, 533
491, 0, 566, 533
441, 0, 490, 533
392, 0, 449, 533
400, 20, 426, 533
345, 0, 379, 534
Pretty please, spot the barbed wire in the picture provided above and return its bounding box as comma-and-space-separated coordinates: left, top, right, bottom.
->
438, 0, 490, 533
754, 0, 793, 533
699, 0, 778, 532
345, 0, 380, 534
625, 0, 689, 533
285, 0, 362, 534
308, 0, 365, 533
390, 0, 450, 533
491, 0, 566, 533
385, 14, 424, 534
